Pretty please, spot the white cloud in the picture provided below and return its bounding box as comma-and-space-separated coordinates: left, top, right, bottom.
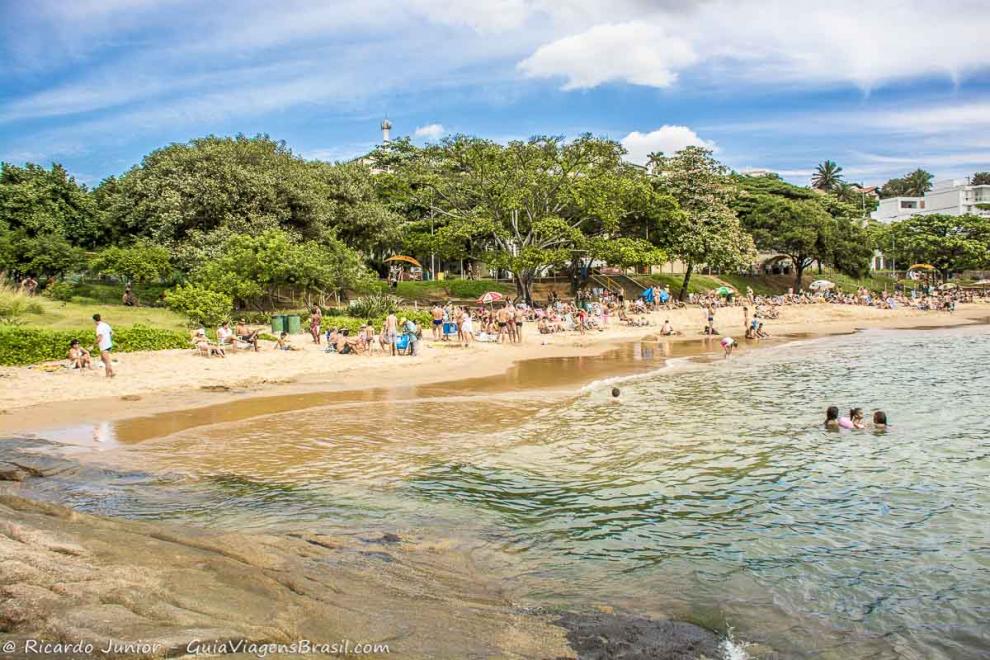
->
519, 0, 990, 91
414, 123, 446, 139
620, 125, 714, 164
519, 21, 696, 89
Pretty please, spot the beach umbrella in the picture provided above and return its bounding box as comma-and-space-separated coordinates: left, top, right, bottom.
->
973, 279, 990, 286
936, 282, 958, 290
476, 291, 505, 305
809, 279, 835, 291
716, 286, 733, 296
908, 264, 936, 271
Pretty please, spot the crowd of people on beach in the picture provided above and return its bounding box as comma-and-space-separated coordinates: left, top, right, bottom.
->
59, 278, 987, 375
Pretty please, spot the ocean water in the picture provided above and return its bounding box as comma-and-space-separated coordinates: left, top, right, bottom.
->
22, 326, 990, 659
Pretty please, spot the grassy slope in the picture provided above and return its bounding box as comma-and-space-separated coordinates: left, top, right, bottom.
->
19, 298, 190, 332
394, 280, 515, 302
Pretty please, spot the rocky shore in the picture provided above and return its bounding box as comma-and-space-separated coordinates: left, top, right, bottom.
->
0, 439, 740, 659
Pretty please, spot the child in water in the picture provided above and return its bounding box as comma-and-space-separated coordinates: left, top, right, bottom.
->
838, 408, 866, 429
720, 336, 735, 358
873, 411, 888, 431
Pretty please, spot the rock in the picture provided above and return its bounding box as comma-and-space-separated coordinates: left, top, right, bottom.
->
0, 462, 27, 481
555, 611, 723, 660
120, 394, 142, 401
199, 385, 230, 392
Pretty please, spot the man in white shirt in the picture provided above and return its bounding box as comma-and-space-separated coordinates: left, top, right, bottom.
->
93, 314, 114, 378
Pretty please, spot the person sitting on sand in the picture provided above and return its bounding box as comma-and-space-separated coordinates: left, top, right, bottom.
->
325, 328, 339, 353
275, 331, 298, 351
193, 329, 225, 357
217, 321, 238, 351
67, 339, 93, 369
235, 320, 260, 352
660, 319, 674, 336
756, 322, 769, 339
873, 411, 888, 431
824, 406, 840, 431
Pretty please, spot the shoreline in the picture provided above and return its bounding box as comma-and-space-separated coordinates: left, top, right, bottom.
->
2, 303, 988, 437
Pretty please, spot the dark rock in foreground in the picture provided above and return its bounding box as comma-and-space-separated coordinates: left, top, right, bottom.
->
557, 611, 724, 660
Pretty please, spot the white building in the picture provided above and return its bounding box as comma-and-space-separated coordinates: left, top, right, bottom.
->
871, 178, 990, 223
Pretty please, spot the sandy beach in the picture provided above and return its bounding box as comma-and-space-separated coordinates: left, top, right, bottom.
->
1, 302, 987, 434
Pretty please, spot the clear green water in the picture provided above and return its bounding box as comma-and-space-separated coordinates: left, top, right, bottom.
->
24, 326, 990, 659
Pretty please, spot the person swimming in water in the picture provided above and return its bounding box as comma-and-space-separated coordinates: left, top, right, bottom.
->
873, 411, 888, 431
839, 407, 866, 429
611, 387, 620, 398
824, 405, 840, 430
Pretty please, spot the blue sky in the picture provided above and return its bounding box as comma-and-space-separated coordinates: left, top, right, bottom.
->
1, 0, 988, 187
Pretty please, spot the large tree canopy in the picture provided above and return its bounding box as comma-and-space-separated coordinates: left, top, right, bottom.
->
384, 134, 679, 301
649, 147, 755, 300
97, 135, 401, 255
885, 214, 990, 279
735, 175, 874, 289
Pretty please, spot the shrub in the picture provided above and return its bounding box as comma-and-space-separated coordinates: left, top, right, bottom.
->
42, 280, 75, 302
0, 280, 44, 324
347, 292, 401, 319
164, 284, 233, 326
0, 324, 190, 366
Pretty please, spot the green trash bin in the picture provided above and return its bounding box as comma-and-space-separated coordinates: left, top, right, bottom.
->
271, 314, 286, 334
285, 315, 301, 335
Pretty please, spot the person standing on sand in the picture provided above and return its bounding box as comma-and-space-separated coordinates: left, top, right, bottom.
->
93, 314, 114, 377
431, 304, 444, 340
384, 312, 398, 356
309, 306, 323, 344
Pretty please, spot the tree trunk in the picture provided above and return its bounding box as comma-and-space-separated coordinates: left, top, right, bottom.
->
678, 263, 693, 302
794, 260, 805, 292
514, 271, 534, 305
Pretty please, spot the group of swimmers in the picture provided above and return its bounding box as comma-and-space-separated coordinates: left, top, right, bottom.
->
824, 406, 888, 432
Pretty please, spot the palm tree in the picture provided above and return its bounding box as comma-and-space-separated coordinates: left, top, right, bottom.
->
811, 160, 844, 192
904, 168, 934, 196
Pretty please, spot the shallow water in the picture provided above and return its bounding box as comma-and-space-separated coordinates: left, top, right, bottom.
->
21, 326, 990, 659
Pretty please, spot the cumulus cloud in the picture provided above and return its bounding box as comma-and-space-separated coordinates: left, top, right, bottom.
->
519, 21, 696, 89
620, 125, 714, 164
414, 123, 446, 139
519, 0, 990, 91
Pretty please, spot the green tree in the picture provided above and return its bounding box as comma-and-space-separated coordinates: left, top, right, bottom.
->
811, 160, 844, 193
971, 171, 990, 186
393, 135, 677, 302
885, 214, 990, 280
192, 229, 374, 308
97, 135, 401, 255
0, 162, 102, 245
649, 147, 755, 300
880, 169, 934, 198
90, 242, 172, 283
743, 196, 834, 291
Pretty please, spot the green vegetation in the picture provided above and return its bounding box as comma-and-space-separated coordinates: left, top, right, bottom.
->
394, 279, 515, 301
377, 135, 676, 301
879, 214, 990, 280
879, 169, 934, 198
648, 147, 754, 300
3, 134, 990, 364
0, 325, 190, 366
